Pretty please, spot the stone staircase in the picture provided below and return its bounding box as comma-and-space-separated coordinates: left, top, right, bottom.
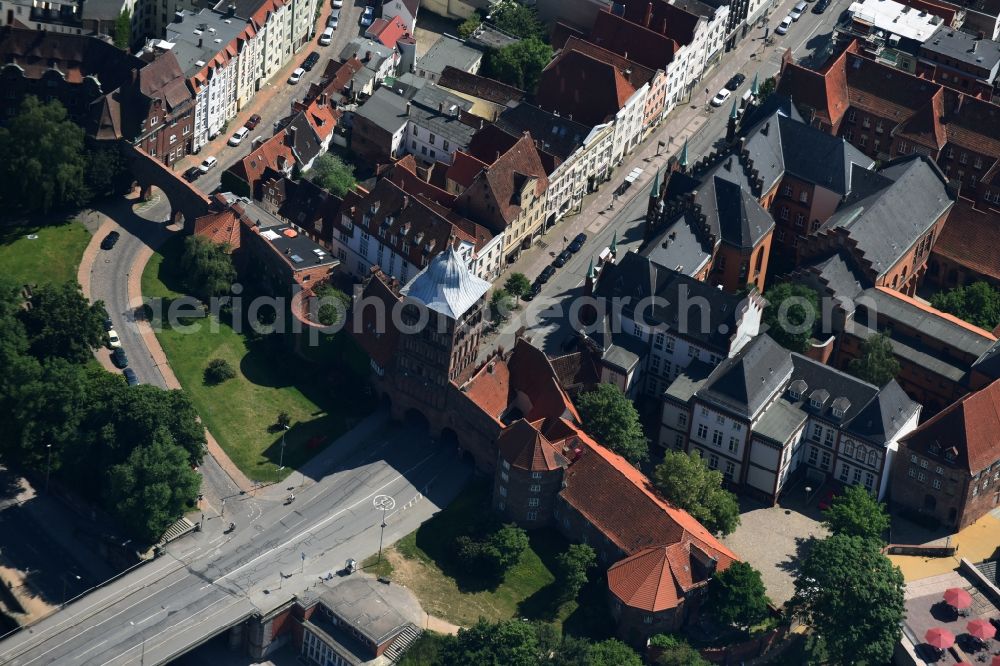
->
157, 517, 195, 546
383, 623, 422, 663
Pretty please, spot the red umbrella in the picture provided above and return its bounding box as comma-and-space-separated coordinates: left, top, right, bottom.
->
969, 618, 996, 641
945, 587, 974, 609
926, 627, 956, 650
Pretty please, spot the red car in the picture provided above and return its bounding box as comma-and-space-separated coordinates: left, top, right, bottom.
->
245, 114, 262, 130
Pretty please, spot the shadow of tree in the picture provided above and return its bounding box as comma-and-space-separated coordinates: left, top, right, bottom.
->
777, 535, 817, 575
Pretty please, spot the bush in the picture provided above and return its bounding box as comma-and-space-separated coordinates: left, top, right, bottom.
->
455, 523, 528, 581
204, 358, 237, 385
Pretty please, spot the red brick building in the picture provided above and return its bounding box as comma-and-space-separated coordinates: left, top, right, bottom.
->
891, 378, 1000, 530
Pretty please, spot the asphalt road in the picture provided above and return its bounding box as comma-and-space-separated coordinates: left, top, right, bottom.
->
0, 422, 471, 665
485, 0, 847, 358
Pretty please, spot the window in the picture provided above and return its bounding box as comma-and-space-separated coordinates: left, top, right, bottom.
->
840, 465, 850, 482
500, 471, 509, 482
808, 447, 818, 465
712, 430, 723, 446
527, 498, 539, 507
847, 109, 856, 123
845, 441, 855, 457
811, 424, 822, 442
844, 129, 853, 141
875, 120, 883, 134
910, 454, 918, 463
429, 133, 436, 145
932, 479, 942, 490
918, 472, 926, 483
864, 472, 875, 490
853, 467, 862, 484
530, 484, 541, 492
795, 213, 805, 228
862, 117, 871, 128
724, 461, 735, 480
780, 206, 789, 221
868, 451, 878, 466
532, 471, 542, 479
908, 467, 917, 478
678, 412, 687, 427
728, 436, 739, 453
526, 511, 537, 520
709, 454, 719, 469
781, 185, 792, 197
716, 414, 725, 425
859, 135, 868, 148
674, 434, 685, 450
920, 458, 929, 469
499, 485, 507, 497
696, 424, 708, 439
498, 501, 505, 510
633, 323, 643, 337
777, 229, 785, 242
665, 336, 675, 352
821, 451, 831, 470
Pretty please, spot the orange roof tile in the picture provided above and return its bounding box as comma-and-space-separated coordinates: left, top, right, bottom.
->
193, 208, 243, 250
497, 419, 565, 471
933, 199, 1000, 282
874, 287, 997, 340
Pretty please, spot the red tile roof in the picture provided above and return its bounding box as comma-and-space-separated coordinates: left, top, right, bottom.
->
588, 8, 678, 71
366, 14, 411, 48
458, 133, 549, 230
561, 36, 656, 88
384, 155, 457, 207
537, 48, 637, 126
352, 267, 402, 368
900, 377, 1000, 474
462, 358, 512, 421
932, 200, 1000, 282
621, 0, 699, 46
497, 419, 565, 471
193, 207, 243, 250
446, 151, 487, 189
228, 131, 295, 192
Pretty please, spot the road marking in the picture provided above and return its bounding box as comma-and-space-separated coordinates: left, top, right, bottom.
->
213, 450, 439, 584
71, 639, 107, 661
134, 610, 161, 625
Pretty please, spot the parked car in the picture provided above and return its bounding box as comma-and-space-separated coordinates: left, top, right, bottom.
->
537, 265, 556, 284
123, 368, 139, 386
331, 0, 342, 6
107, 329, 122, 349
319, 26, 334, 45
790, 0, 807, 19
245, 114, 262, 130
100, 231, 120, 250
228, 126, 250, 146
288, 67, 305, 84
725, 73, 746, 91
710, 87, 732, 107
327, 11, 339, 28
360, 6, 373, 25
524, 282, 542, 301
184, 166, 202, 182
198, 156, 218, 173
553, 250, 572, 268
103, 316, 113, 331
112, 347, 129, 369
775, 16, 792, 34
812, 0, 830, 13
302, 51, 321, 71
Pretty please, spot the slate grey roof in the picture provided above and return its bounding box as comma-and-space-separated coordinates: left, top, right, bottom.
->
400, 246, 490, 319
845, 379, 919, 444
418, 35, 482, 79
922, 26, 1000, 76
354, 86, 409, 133
407, 84, 478, 148
286, 113, 323, 166
339, 37, 395, 72
697, 334, 794, 419
792, 251, 868, 312
164, 9, 245, 77
496, 103, 592, 160
468, 23, 521, 51
696, 163, 775, 250
640, 215, 713, 276
743, 111, 874, 196
664, 360, 714, 404
973, 339, 1000, 382
753, 399, 808, 444
822, 155, 953, 278
593, 251, 747, 352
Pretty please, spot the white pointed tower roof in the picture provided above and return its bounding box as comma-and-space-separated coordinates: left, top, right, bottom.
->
400, 246, 491, 319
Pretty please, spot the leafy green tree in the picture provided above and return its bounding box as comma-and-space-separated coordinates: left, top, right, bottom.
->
113, 9, 132, 49
483, 38, 553, 92
204, 358, 236, 385
84, 144, 129, 199
504, 273, 531, 299
313, 283, 350, 326
490, 289, 515, 321
19, 282, 108, 364
575, 383, 648, 464
762, 282, 819, 353
652, 450, 740, 535
106, 385, 206, 465
551, 634, 591, 666
822, 483, 890, 542
490, 523, 529, 571
847, 331, 900, 387
706, 561, 771, 628
0, 96, 88, 214
791, 535, 904, 666
930, 280, 1000, 330
758, 76, 777, 100
456, 523, 528, 580
587, 639, 642, 666
308, 153, 357, 196
106, 433, 201, 544
179, 235, 237, 302
490, 2, 545, 39
276, 411, 291, 429
441, 618, 540, 666
458, 13, 481, 38
555, 543, 596, 603
650, 634, 710, 666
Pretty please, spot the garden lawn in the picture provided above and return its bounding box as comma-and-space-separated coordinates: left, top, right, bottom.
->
142, 236, 374, 482
367, 481, 614, 638
0, 222, 90, 286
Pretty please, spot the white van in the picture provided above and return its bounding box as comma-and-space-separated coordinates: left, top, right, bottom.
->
319, 26, 333, 45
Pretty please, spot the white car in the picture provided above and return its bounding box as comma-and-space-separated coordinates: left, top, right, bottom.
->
288, 67, 305, 84
790, 0, 807, 20
108, 329, 122, 349
228, 127, 250, 146
198, 156, 218, 173
331, 0, 342, 6
775, 16, 792, 34
710, 87, 732, 107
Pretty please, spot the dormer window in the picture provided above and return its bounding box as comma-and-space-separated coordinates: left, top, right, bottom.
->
788, 379, 808, 401
832, 407, 844, 419
809, 389, 829, 410
944, 449, 957, 462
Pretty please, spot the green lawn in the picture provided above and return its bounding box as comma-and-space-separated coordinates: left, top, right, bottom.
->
0, 221, 90, 286
142, 235, 375, 482
365, 481, 615, 638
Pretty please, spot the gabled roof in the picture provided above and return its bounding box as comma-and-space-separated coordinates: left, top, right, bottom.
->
351, 268, 402, 368
695, 161, 775, 249
697, 334, 794, 419
366, 15, 411, 49
446, 151, 487, 189
933, 199, 1000, 282
437, 66, 525, 107
497, 419, 566, 471
457, 133, 548, 229
496, 103, 591, 161
900, 378, 1000, 474
588, 8, 679, 71
536, 48, 637, 126
193, 207, 243, 250
227, 131, 295, 193
621, 0, 700, 46
400, 246, 490, 319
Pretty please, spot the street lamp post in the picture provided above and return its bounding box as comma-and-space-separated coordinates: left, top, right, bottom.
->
45, 444, 52, 494
278, 425, 290, 470
377, 505, 388, 565
221, 498, 226, 518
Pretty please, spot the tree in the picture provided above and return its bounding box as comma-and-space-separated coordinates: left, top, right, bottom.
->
113, 9, 132, 49
822, 483, 890, 542
179, 235, 237, 302
489, 2, 545, 39
19, 282, 108, 364
575, 383, 648, 464
791, 535, 905, 665
483, 38, 553, 92
587, 639, 643, 666
458, 13, 481, 38
652, 450, 740, 535
650, 635, 710, 666
84, 144, 129, 199
0, 97, 88, 214
504, 273, 531, 299
490, 289, 515, 321
440, 618, 540, 666
308, 153, 356, 196
762, 282, 819, 352
313, 283, 350, 326
456, 523, 529, 581
276, 411, 291, 429
930, 280, 1000, 330
758, 76, 777, 100
847, 331, 900, 387
705, 561, 771, 628
204, 358, 236, 385
106, 433, 201, 544
555, 543, 596, 603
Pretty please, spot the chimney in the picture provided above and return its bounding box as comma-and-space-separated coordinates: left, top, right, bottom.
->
198, 38, 203, 48
661, 17, 667, 35
405, 101, 411, 116
402, 194, 410, 208
644, 1, 653, 27
762, 121, 770, 135
438, 101, 444, 113
288, 125, 298, 147
320, 92, 328, 106
364, 50, 372, 62
227, 3, 235, 16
